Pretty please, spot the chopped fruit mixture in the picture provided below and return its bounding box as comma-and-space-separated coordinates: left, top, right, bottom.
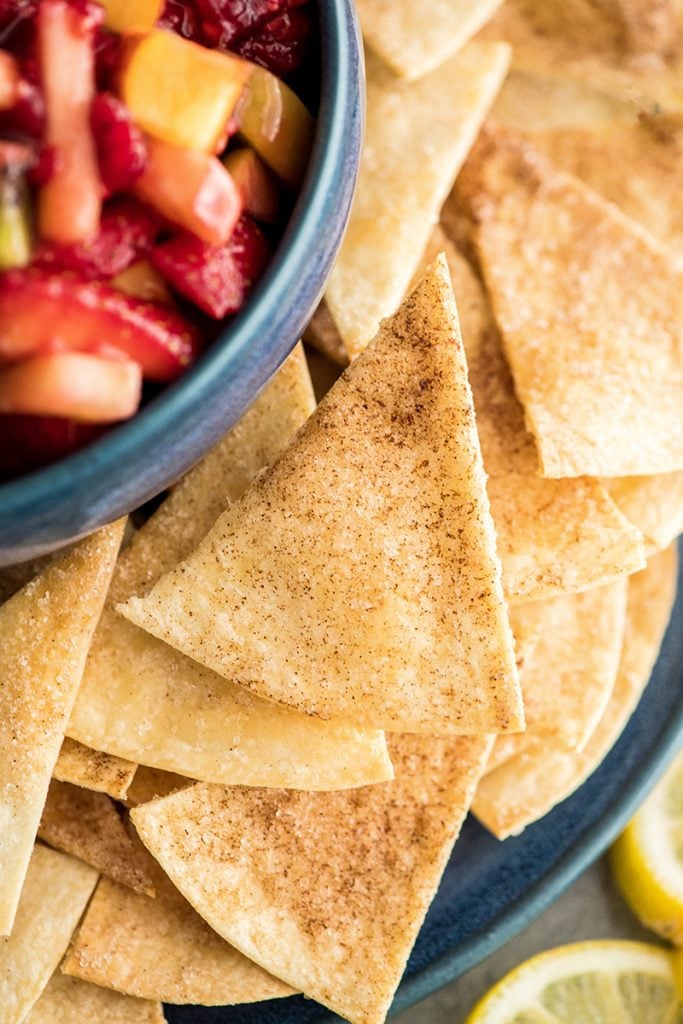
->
0, 0, 315, 479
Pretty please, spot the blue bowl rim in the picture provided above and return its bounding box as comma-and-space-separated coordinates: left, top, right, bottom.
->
0, 0, 362, 550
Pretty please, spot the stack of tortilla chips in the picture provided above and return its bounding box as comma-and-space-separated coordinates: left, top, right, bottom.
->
1, 2, 682, 1023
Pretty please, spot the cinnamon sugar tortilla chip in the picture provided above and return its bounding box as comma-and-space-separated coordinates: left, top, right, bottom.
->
131, 734, 492, 1024
509, 580, 628, 750
474, 547, 678, 839
0, 844, 98, 1024
457, 128, 683, 478
325, 42, 510, 360
356, 0, 505, 80
25, 972, 165, 1024
69, 348, 392, 790
121, 261, 523, 734
38, 780, 154, 895
53, 739, 136, 801
0, 522, 123, 934
64, 845, 294, 1005
433, 227, 645, 601
606, 473, 683, 553
491, 69, 635, 134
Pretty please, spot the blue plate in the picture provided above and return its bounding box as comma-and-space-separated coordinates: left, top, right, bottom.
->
166, 541, 683, 1024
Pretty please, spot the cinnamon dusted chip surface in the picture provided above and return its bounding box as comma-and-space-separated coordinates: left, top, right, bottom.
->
0, 844, 98, 1024
38, 780, 154, 895
325, 42, 510, 360
68, 348, 392, 790
130, 734, 492, 1024
121, 261, 523, 734
0, 521, 123, 934
474, 547, 678, 839
457, 128, 683, 478
24, 972, 165, 1024
53, 738, 136, 801
605, 473, 683, 554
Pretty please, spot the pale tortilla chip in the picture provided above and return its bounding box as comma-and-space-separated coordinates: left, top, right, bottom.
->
38, 780, 154, 895
121, 261, 523, 734
131, 734, 492, 1024
0, 522, 123, 935
509, 580, 628, 750
123, 767, 190, 807
0, 844, 98, 1024
325, 42, 510, 360
356, 0, 505, 81
68, 349, 392, 790
457, 127, 683, 478
63, 844, 294, 1005
491, 69, 636, 134
25, 972, 165, 1024
606, 473, 683, 553
474, 547, 678, 839
433, 226, 645, 601
53, 738, 136, 801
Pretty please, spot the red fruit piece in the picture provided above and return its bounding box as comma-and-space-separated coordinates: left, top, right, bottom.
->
33, 198, 161, 278
0, 269, 201, 380
91, 92, 148, 194
0, 77, 45, 140
157, 0, 198, 40
0, 413, 105, 479
150, 215, 270, 319
236, 9, 313, 77
94, 26, 121, 92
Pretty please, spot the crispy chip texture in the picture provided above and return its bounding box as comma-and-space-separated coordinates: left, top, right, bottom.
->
24, 972, 165, 1024
53, 739, 136, 801
474, 547, 678, 838
325, 42, 510, 360
0, 845, 98, 1024
356, 0, 505, 80
64, 843, 294, 1005
122, 261, 522, 734
131, 734, 492, 1024
458, 128, 683, 478
606, 473, 683, 553
38, 780, 154, 895
0, 522, 123, 934
69, 349, 392, 790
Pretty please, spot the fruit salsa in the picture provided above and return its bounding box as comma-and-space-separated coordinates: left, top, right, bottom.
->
0, 0, 315, 479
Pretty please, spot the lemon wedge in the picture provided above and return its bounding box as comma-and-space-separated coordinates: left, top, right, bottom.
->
611, 748, 683, 944
465, 940, 680, 1023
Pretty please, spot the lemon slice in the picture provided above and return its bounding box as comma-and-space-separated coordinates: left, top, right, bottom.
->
611, 748, 683, 944
465, 940, 680, 1023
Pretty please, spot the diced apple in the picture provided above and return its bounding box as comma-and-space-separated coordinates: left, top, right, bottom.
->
0, 51, 20, 110
120, 29, 252, 153
111, 259, 172, 304
223, 148, 280, 223
236, 65, 314, 188
0, 352, 142, 422
134, 137, 242, 244
38, 0, 103, 244
99, 0, 163, 34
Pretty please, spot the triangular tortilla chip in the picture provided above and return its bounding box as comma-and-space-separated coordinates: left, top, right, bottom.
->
491, 69, 636, 134
68, 349, 392, 789
25, 972, 165, 1024
457, 127, 683, 478
356, 0, 505, 81
0, 844, 98, 1024
509, 579, 628, 750
432, 226, 645, 601
474, 546, 678, 839
63, 844, 294, 1005
53, 738, 137, 801
606, 473, 683, 554
130, 734, 492, 1024
121, 261, 523, 734
325, 42, 510, 360
123, 767, 190, 807
0, 522, 123, 935
38, 780, 154, 895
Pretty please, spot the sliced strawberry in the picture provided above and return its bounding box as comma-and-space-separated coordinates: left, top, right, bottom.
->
0, 270, 201, 380
0, 351, 142, 421
150, 215, 270, 318
33, 199, 161, 278
91, 92, 148, 195
0, 413, 105, 479
235, 9, 313, 76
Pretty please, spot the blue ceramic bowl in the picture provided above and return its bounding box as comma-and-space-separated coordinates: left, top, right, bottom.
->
0, 0, 363, 565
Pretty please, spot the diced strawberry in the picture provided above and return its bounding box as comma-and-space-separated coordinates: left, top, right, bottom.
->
235, 9, 312, 76
150, 215, 270, 318
0, 351, 142, 421
91, 92, 148, 195
27, 145, 57, 187
94, 26, 122, 92
0, 77, 44, 139
0, 413, 105, 479
0, 269, 201, 380
32, 198, 161, 278
157, 0, 199, 40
